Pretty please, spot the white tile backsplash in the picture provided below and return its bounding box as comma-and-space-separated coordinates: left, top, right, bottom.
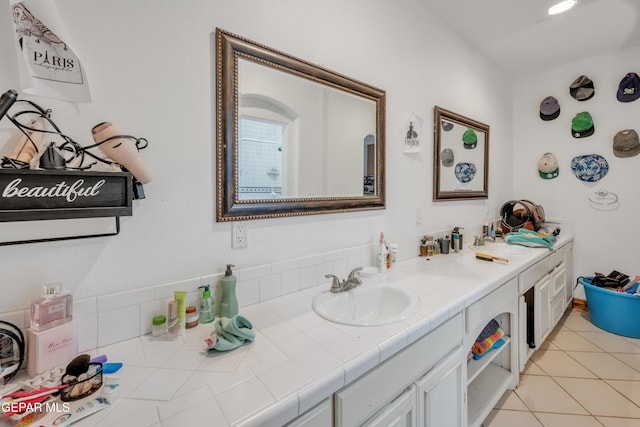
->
98, 305, 140, 347
259, 274, 281, 301
0, 237, 427, 351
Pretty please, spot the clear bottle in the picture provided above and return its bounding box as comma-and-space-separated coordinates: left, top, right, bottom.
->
30, 283, 73, 331
167, 301, 180, 338
198, 285, 214, 324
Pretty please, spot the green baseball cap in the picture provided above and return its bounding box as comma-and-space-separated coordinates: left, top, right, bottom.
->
571, 112, 594, 138
462, 129, 477, 149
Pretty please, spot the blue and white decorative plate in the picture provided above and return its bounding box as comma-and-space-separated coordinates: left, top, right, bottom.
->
454, 162, 476, 183
570, 154, 609, 182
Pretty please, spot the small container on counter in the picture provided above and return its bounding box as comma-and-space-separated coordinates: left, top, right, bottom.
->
152, 315, 166, 337
185, 306, 199, 329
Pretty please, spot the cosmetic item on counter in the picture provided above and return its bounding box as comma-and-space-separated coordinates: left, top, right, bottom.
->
30, 284, 73, 332
389, 243, 398, 264
377, 232, 388, 273
439, 236, 450, 254
167, 301, 180, 338
173, 291, 187, 332
152, 315, 166, 337
214, 264, 239, 318
198, 285, 214, 324
451, 227, 464, 251
27, 321, 77, 377
185, 306, 198, 329
453, 233, 461, 253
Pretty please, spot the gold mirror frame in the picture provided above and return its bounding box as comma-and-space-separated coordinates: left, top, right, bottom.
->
433, 106, 489, 201
215, 29, 386, 221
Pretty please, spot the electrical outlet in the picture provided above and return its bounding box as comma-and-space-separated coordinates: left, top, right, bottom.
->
232, 222, 248, 248
416, 208, 423, 224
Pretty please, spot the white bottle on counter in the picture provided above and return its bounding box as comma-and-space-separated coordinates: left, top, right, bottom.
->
377, 232, 388, 273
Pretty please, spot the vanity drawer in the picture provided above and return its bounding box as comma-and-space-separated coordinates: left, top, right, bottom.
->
519, 259, 551, 293
334, 313, 462, 427
466, 277, 517, 334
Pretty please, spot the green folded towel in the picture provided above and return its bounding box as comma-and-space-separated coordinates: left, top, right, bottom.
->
205, 315, 255, 353
504, 228, 557, 251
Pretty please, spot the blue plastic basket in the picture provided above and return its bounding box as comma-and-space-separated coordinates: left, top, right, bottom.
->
580, 276, 640, 338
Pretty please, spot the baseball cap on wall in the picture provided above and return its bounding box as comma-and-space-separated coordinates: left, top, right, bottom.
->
539, 96, 560, 121
617, 72, 640, 102
538, 153, 559, 179
613, 129, 640, 158
571, 154, 609, 182
571, 112, 594, 138
441, 148, 454, 166
570, 75, 595, 101
462, 129, 477, 149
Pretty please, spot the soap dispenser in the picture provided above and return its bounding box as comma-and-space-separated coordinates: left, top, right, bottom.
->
198, 285, 214, 324
214, 264, 239, 318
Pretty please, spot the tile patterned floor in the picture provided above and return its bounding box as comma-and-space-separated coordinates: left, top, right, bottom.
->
484, 308, 640, 427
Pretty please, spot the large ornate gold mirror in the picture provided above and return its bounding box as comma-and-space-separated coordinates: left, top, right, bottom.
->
433, 106, 489, 201
216, 29, 386, 221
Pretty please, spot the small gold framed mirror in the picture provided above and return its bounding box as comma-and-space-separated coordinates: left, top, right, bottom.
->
433, 106, 489, 201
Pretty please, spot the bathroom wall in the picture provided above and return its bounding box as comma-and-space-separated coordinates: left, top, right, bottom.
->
0, 0, 513, 333
512, 46, 640, 298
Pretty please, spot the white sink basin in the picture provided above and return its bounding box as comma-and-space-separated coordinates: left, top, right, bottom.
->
469, 242, 530, 256
312, 284, 421, 326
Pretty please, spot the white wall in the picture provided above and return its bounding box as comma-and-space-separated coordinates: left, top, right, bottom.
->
513, 46, 640, 298
0, 0, 513, 313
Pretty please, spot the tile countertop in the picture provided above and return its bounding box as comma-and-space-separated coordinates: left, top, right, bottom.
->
1, 235, 572, 427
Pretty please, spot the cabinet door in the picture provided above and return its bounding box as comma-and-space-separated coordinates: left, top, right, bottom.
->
364, 385, 417, 427
286, 398, 332, 427
535, 275, 552, 345
415, 350, 464, 427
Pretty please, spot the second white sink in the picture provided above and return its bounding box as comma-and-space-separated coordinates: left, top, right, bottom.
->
312, 284, 421, 326
469, 241, 531, 256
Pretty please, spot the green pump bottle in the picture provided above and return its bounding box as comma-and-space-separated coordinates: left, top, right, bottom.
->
198, 285, 214, 324
214, 264, 238, 318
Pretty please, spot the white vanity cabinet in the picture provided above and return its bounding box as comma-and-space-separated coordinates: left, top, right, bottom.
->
334, 313, 463, 427
518, 242, 573, 371
464, 277, 519, 427
415, 348, 465, 427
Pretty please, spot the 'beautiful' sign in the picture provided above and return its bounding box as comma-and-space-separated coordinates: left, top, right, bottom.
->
0, 170, 132, 221
3, 178, 105, 202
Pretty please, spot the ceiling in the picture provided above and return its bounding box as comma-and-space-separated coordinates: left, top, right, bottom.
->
418, 0, 640, 77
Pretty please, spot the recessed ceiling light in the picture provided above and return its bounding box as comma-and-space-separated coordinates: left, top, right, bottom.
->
548, 0, 577, 15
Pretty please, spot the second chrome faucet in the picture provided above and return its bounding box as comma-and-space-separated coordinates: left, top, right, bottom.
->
325, 267, 363, 293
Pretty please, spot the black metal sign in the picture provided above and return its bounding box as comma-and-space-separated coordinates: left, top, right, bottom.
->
0, 169, 132, 222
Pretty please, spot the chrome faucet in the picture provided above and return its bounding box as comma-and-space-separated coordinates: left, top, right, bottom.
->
325, 267, 363, 293
474, 234, 495, 246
